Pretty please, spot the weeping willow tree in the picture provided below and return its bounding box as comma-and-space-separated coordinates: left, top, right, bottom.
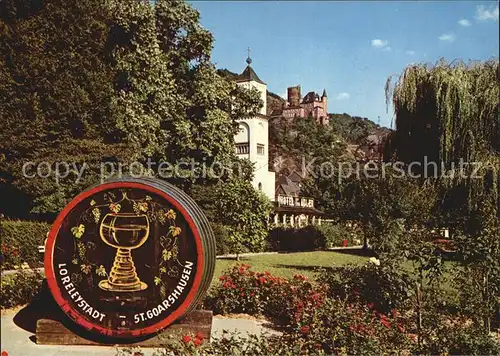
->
386, 59, 499, 333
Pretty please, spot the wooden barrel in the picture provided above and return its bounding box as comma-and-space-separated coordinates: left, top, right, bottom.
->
44, 177, 216, 339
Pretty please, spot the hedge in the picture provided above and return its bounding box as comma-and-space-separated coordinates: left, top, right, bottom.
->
267, 226, 327, 251
0, 219, 50, 270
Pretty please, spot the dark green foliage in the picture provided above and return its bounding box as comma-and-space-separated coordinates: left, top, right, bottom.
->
316, 264, 414, 314
267, 226, 326, 252
329, 113, 387, 144
0, 219, 50, 269
316, 222, 363, 247
210, 222, 232, 256
0, 0, 262, 218
269, 116, 346, 177
0, 269, 44, 308
421, 323, 500, 355
191, 178, 272, 256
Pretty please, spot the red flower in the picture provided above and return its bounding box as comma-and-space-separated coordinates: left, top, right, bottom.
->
250, 292, 255, 297
195, 332, 205, 340
193, 337, 203, 347
240, 292, 245, 296
397, 324, 405, 333
182, 335, 192, 343
381, 319, 391, 329
367, 302, 375, 310
2, 351, 9, 356
258, 277, 266, 284
300, 325, 310, 334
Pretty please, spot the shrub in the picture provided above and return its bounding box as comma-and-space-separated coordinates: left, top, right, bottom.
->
421, 320, 500, 355
289, 298, 413, 355
211, 223, 232, 256
0, 269, 44, 308
124, 331, 322, 356
267, 226, 326, 252
204, 264, 326, 326
316, 262, 413, 314
0, 219, 50, 270
316, 222, 364, 247
204, 264, 413, 354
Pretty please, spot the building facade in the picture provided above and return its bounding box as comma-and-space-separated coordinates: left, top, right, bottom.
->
233, 56, 276, 201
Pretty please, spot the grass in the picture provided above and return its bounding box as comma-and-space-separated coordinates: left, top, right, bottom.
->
211, 250, 370, 288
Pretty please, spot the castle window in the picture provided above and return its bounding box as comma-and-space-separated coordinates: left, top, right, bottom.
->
257, 144, 265, 155
236, 143, 249, 154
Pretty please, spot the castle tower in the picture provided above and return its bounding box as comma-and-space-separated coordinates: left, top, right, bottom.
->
233, 50, 275, 201
287, 85, 301, 107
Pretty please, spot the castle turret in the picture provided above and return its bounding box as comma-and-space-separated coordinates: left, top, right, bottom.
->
321, 89, 328, 113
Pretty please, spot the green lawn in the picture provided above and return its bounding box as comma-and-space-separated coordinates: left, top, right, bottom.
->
210, 251, 458, 299
211, 250, 369, 288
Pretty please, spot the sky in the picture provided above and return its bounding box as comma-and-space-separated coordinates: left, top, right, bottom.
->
189, 1, 499, 128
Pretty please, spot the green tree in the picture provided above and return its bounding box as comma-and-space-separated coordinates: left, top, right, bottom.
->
386, 59, 500, 334
0, 0, 261, 217
211, 179, 273, 259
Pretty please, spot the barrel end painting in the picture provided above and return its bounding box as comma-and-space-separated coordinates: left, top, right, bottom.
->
43, 178, 216, 340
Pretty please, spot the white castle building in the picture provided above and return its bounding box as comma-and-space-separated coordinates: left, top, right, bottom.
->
233, 55, 276, 201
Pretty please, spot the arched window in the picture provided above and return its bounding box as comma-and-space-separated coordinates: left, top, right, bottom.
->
235, 122, 250, 154
235, 122, 250, 143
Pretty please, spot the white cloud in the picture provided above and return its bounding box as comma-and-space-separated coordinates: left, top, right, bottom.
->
371, 39, 389, 49
438, 33, 456, 42
458, 18, 471, 27
405, 50, 416, 55
475, 5, 499, 21
336, 92, 350, 100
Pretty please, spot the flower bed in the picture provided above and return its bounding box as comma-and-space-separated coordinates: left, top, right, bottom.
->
202, 263, 500, 355
203, 264, 414, 354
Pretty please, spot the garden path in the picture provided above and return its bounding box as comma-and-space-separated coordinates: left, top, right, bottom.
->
1, 309, 278, 356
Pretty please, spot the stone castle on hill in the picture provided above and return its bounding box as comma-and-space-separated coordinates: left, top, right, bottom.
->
279, 85, 329, 125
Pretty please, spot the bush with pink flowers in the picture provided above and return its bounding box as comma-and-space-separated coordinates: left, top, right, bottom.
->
204, 264, 326, 326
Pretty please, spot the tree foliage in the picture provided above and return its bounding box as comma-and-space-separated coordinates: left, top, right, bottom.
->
195, 179, 272, 258
0, 0, 261, 217
386, 58, 500, 334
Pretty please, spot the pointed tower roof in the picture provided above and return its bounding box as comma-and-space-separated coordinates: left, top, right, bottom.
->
234, 48, 266, 85
322, 89, 327, 98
